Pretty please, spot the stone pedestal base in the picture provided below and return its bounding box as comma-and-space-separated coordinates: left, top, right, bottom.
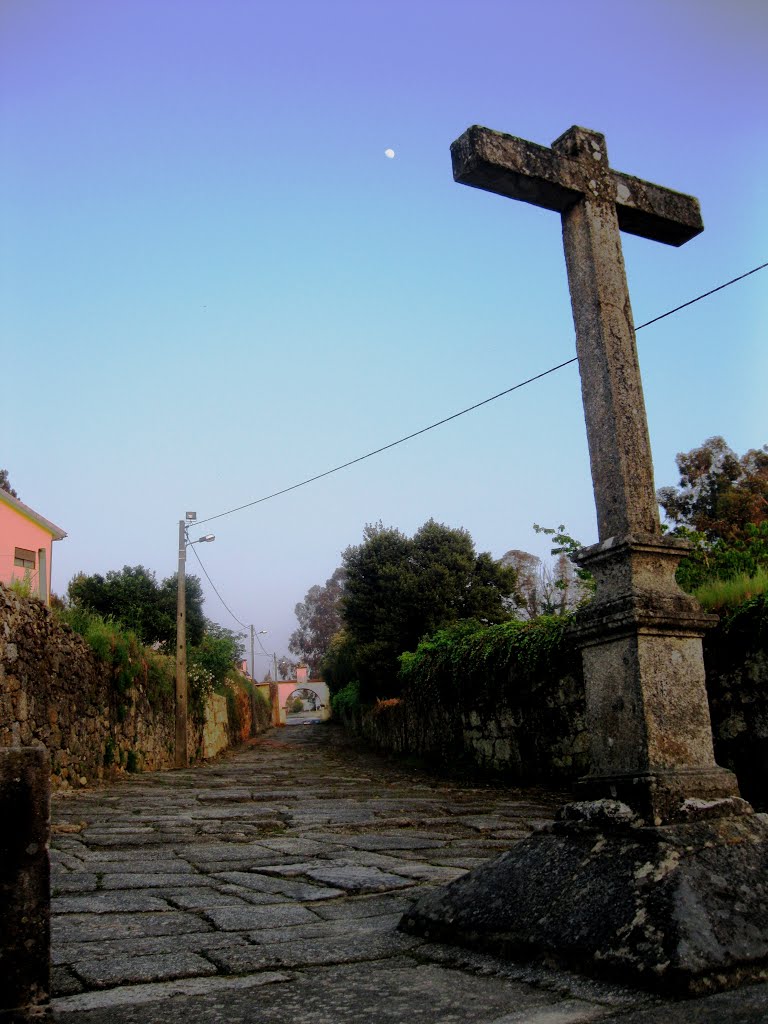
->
399, 808, 768, 996
575, 766, 742, 826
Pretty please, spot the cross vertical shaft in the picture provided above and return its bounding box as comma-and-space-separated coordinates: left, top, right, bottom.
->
553, 129, 659, 540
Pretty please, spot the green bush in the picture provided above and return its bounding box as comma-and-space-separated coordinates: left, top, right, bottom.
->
330, 680, 361, 716
675, 522, 768, 593
398, 615, 575, 711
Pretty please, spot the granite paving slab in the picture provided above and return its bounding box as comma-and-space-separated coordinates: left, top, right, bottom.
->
212, 870, 345, 900
54, 893, 172, 915
72, 951, 218, 990
52, 931, 245, 967
201, 902, 319, 930
205, 930, 420, 972
310, 893, 417, 920
53, 911, 212, 943
302, 863, 415, 892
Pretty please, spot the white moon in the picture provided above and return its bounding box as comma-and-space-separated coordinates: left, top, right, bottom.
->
384, 148, 395, 159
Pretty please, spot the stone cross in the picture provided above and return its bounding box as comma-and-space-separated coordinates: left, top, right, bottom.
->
452, 124, 702, 543
451, 125, 743, 822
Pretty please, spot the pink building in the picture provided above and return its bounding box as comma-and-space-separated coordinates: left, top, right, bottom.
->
0, 489, 67, 605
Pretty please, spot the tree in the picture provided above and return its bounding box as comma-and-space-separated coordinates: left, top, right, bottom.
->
334, 519, 516, 701
289, 567, 345, 673
68, 565, 205, 648
0, 468, 18, 498
188, 620, 244, 687
657, 437, 768, 543
501, 545, 590, 619
277, 656, 297, 680
656, 439, 768, 593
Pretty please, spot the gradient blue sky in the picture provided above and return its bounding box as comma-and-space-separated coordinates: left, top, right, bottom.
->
2, 0, 765, 667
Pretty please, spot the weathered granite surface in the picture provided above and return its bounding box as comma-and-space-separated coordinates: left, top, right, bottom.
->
402, 802, 768, 994
44, 724, 768, 1022
0, 747, 52, 1022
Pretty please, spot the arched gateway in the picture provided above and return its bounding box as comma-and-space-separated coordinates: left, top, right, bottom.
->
256, 679, 331, 725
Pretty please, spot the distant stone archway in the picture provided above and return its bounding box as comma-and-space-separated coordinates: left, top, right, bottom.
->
256, 680, 331, 724
277, 680, 331, 721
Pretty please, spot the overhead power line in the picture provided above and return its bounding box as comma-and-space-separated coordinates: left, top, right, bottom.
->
187, 539, 248, 630
196, 261, 767, 530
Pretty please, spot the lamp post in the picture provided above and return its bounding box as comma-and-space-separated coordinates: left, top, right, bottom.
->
250, 626, 267, 681
175, 514, 215, 769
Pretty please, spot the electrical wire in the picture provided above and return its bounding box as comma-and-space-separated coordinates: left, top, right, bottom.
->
195, 261, 766, 530
186, 538, 248, 630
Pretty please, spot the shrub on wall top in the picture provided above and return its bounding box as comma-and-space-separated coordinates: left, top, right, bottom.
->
398, 615, 576, 712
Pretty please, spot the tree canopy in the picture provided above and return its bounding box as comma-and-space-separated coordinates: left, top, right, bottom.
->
0, 468, 18, 498
657, 437, 768, 593
324, 519, 517, 701
68, 565, 205, 648
289, 567, 345, 673
657, 437, 768, 543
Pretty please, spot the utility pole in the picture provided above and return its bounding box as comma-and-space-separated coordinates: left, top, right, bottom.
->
175, 519, 187, 768
175, 514, 214, 769
250, 625, 255, 681
273, 652, 279, 683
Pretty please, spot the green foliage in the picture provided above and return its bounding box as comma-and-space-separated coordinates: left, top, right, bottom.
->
337, 519, 517, 701
330, 680, 361, 717
56, 606, 174, 708
289, 567, 345, 674
322, 629, 360, 695
290, 696, 304, 713
674, 522, 768, 594
694, 567, 768, 615
657, 436, 768, 543
398, 615, 575, 710
68, 565, 205, 649
8, 574, 35, 599
532, 523, 595, 597
0, 467, 18, 498
103, 737, 116, 767
125, 749, 139, 773
189, 623, 243, 688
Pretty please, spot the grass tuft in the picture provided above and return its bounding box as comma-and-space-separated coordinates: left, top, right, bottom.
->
695, 568, 768, 614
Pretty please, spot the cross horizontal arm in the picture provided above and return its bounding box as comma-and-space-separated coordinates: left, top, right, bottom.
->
451, 126, 703, 247
451, 126, 580, 213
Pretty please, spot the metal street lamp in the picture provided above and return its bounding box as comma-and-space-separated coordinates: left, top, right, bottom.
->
175, 515, 215, 769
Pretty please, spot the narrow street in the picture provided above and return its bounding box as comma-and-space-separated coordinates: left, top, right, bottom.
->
49, 724, 768, 1023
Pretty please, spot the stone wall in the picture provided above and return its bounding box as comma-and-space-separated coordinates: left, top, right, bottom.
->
346, 644, 589, 784
202, 694, 229, 760
343, 598, 768, 808
704, 600, 768, 810
0, 585, 270, 788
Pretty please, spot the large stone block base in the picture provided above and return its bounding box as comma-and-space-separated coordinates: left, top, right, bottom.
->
399, 807, 768, 996
0, 747, 52, 1023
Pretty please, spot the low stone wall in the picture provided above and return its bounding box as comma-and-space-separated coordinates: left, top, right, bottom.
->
202, 693, 229, 760
346, 644, 589, 784
0, 585, 270, 788
343, 598, 768, 808
705, 600, 768, 810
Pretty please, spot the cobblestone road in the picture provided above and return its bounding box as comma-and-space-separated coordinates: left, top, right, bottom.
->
49, 724, 768, 1023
